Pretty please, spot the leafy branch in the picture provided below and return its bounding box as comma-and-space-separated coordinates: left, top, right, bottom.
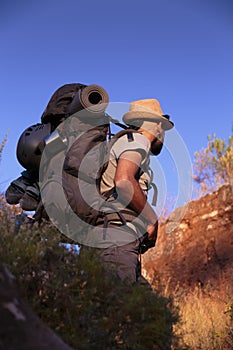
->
193, 128, 233, 195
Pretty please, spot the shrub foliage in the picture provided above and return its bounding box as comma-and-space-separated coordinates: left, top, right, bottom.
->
0, 202, 180, 350
193, 129, 233, 195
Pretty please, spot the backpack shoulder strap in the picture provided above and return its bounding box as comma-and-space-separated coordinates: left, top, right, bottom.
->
109, 128, 158, 206
111, 128, 140, 141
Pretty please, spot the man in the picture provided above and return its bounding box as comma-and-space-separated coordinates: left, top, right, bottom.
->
96, 98, 174, 283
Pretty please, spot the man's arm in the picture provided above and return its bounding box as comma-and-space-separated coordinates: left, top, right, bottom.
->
114, 150, 158, 240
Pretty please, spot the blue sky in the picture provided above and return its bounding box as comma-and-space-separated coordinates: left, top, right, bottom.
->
0, 0, 232, 212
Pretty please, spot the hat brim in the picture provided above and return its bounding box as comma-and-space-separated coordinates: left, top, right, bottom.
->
123, 111, 174, 130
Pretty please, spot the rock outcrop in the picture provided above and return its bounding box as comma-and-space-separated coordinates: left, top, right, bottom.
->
0, 262, 73, 350
142, 184, 233, 292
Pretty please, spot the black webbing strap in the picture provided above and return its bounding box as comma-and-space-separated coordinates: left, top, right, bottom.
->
109, 116, 129, 130
126, 131, 134, 142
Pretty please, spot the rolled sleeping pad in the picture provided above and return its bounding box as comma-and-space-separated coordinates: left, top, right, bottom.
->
68, 84, 109, 116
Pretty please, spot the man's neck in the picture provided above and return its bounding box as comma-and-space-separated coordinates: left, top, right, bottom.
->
138, 129, 155, 143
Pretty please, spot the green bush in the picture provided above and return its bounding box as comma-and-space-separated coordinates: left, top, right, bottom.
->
193, 130, 233, 195
0, 202, 181, 350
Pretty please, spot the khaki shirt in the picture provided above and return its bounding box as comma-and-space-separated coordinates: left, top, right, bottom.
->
101, 132, 153, 199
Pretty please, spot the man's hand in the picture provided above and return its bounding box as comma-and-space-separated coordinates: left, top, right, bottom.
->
139, 222, 158, 254
146, 221, 158, 241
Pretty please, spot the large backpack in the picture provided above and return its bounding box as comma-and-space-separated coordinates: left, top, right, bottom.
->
6, 83, 111, 223
38, 111, 141, 245
36, 82, 135, 245
7, 83, 158, 246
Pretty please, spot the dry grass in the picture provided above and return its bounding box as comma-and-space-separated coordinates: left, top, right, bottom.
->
169, 287, 233, 350
148, 274, 233, 349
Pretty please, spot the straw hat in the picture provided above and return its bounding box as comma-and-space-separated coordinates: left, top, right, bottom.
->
122, 99, 174, 130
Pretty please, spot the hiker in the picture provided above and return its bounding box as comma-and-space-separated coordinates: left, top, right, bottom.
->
5, 83, 174, 285
91, 99, 174, 283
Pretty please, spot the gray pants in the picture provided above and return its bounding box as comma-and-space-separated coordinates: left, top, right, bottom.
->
96, 238, 141, 283
82, 221, 148, 284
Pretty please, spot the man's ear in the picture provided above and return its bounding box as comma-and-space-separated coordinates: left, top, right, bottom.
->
150, 139, 163, 155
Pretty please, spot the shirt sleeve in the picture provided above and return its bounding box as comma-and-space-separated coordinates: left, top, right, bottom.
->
112, 133, 150, 164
